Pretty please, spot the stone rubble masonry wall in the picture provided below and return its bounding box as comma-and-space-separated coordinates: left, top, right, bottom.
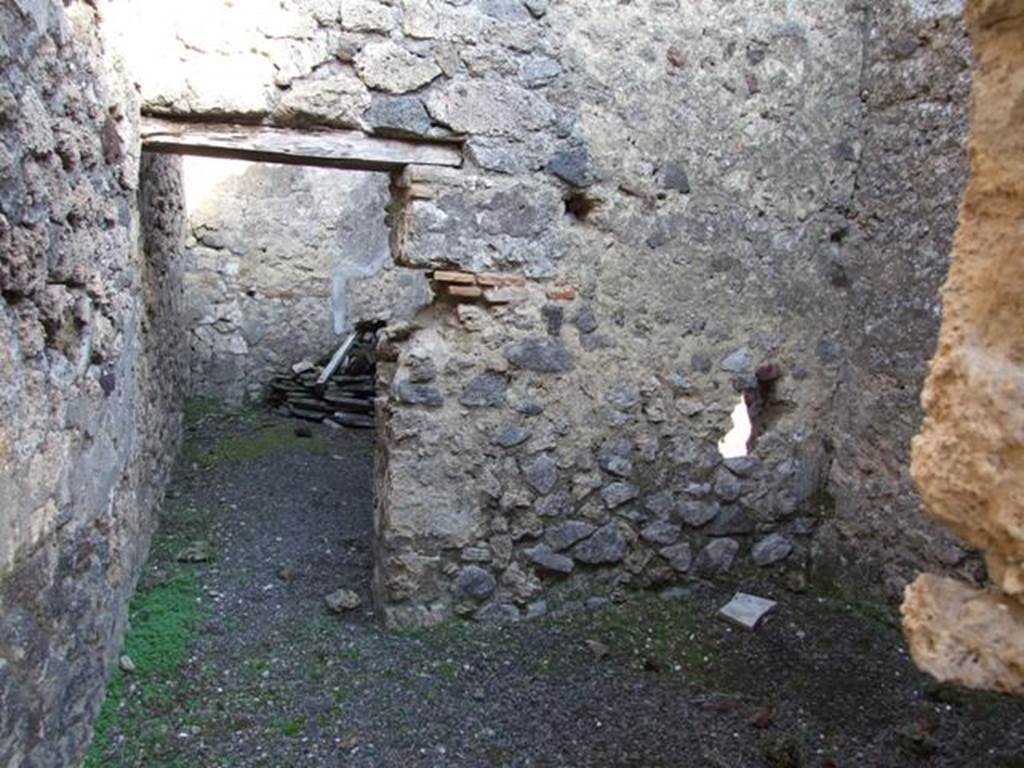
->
902, 0, 1024, 696
180, 157, 429, 405
0, 2, 188, 765
103, 0, 974, 628
816, 0, 976, 600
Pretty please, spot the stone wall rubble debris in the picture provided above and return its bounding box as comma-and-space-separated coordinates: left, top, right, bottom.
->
268, 321, 382, 429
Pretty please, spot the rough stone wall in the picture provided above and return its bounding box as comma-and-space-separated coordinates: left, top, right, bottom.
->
105, 0, 974, 627
0, 2, 187, 764
818, 2, 975, 598
180, 157, 428, 405
374, 0, 869, 624
902, 0, 1024, 695
378, 1, 972, 625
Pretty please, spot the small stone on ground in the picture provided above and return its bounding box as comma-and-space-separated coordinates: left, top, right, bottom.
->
176, 540, 213, 563
325, 588, 362, 613
586, 639, 610, 659
718, 592, 777, 630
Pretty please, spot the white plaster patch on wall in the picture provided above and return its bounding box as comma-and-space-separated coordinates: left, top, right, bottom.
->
331, 272, 349, 335
907, 0, 965, 19
718, 397, 752, 459
330, 172, 392, 333
182, 156, 251, 218
102, 0, 307, 115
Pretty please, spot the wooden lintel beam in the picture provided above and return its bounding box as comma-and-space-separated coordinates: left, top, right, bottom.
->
140, 118, 462, 172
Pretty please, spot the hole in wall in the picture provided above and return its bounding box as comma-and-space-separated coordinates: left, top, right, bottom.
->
718, 396, 753, 458
718, 362, 793, 458
136, 150, 406, 645
564, 190, 599, 221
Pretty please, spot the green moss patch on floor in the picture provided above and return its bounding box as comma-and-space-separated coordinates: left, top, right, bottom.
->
579, 596, 708, 671
85, 426, 221, 768
190, 423, 333, 467
182, 397, 224, 424
209, 423, 333, 465
400, 592, 714, 686
145, 500, 218, 565
84, 571, 203, 768
179, 399, 335, 468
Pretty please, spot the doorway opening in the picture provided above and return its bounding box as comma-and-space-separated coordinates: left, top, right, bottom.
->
108, 131, 446, 758
156, 145, 433, 618
136, 117, 461, 614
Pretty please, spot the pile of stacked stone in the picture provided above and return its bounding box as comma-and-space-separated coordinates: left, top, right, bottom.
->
268, 323, 381, 428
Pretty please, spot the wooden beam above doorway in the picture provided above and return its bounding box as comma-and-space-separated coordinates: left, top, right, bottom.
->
140, 118, 463, 172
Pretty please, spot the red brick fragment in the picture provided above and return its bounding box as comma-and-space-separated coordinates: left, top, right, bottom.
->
749, 707, 773, 730
432, 270, 477, 285
545, 285, 576, 301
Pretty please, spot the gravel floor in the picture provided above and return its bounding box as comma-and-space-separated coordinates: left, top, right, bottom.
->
92, 407, 1024, 768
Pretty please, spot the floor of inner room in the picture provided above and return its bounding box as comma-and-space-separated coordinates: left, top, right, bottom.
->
86, 406, 1024, 768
